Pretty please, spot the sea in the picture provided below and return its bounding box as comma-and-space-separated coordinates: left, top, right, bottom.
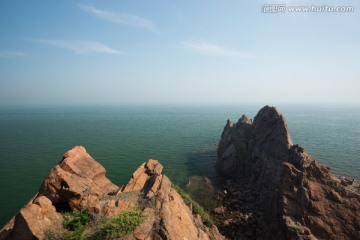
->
0, 104, 359, 227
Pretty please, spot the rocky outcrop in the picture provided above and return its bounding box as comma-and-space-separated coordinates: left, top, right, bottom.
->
0, 195, 63, 240
39, 146, 119, 211
216, 105, 360, 240
123, 159, 223, 240
0, 146, 222, 240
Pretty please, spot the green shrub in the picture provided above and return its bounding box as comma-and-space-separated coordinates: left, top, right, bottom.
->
90, 208, 143, 239
62, 209, 91, 240
172, 184, 213, 227
63, 209, 91, 231
63, 227, 85, 240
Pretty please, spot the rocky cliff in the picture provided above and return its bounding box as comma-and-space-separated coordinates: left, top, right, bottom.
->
1, 106, 359, 240
0, 146, 223, 240
216, 106, 360, 239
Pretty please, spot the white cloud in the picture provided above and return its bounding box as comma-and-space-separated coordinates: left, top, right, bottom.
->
0, 51, 25, 57
34, 39, 122, 55
79, 4, 156, 31
181, 41, 256, 57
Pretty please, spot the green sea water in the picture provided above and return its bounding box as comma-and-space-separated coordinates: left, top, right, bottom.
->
0, 105, 359, 227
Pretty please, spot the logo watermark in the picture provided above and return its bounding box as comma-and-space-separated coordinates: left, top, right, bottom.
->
261, 4, 355, 13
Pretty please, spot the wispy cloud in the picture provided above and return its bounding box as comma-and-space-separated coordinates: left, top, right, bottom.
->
0, 51, 25, 58
34, 39, 122, 55
79, 4, 156, 32
181, 41, 256, 57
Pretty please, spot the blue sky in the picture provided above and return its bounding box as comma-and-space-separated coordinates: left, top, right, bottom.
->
0, 0, 359, 106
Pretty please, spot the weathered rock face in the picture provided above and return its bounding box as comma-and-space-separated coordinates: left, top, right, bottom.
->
0, 195, 63, 240
0, 146, 222, 240
122, 159, 223, 240
216, 105, 360, 240
280, 157, 360, 240
38, 146, 119, 211
217, 106, 293, 184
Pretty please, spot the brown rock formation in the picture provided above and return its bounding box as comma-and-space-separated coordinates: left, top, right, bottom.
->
216, 105, 360, 239
0, 146, 222, 240
0, 195, 63, 240
39, 146, 119, 211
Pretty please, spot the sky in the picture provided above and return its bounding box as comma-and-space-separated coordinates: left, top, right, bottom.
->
0, 0, 359, 106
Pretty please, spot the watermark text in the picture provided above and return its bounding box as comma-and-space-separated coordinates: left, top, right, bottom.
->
262, 4, 355, 13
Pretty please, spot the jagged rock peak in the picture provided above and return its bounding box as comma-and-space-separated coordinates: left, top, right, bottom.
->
217, 105, 293, 178
216, 106, 360, 240
237, 114, 252, 125
253, 105, 281, 121
252, 105, 293, 146
226, 119, 234, 127
0, 146, 223, 240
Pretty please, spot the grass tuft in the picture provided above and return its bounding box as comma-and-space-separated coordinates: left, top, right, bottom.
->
172, 184, 213, 227
88, 208, 143, 239
57, 209, 92, 240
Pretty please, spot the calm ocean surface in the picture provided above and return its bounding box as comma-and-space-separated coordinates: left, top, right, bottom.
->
0, 105, 359, 227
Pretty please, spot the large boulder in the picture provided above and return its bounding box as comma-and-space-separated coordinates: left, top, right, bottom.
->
0, 196, 63, 240
38, 146, 119, 210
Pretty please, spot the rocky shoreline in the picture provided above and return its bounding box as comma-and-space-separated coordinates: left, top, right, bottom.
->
1, 105, 359, 240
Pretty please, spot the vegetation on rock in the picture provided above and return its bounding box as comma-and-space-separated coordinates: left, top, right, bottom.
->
172, 184, 213, 227
89, 208, 143, 239
63, 209, 91, 230
0, 148, 221, 240
45, 208, 143, 240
